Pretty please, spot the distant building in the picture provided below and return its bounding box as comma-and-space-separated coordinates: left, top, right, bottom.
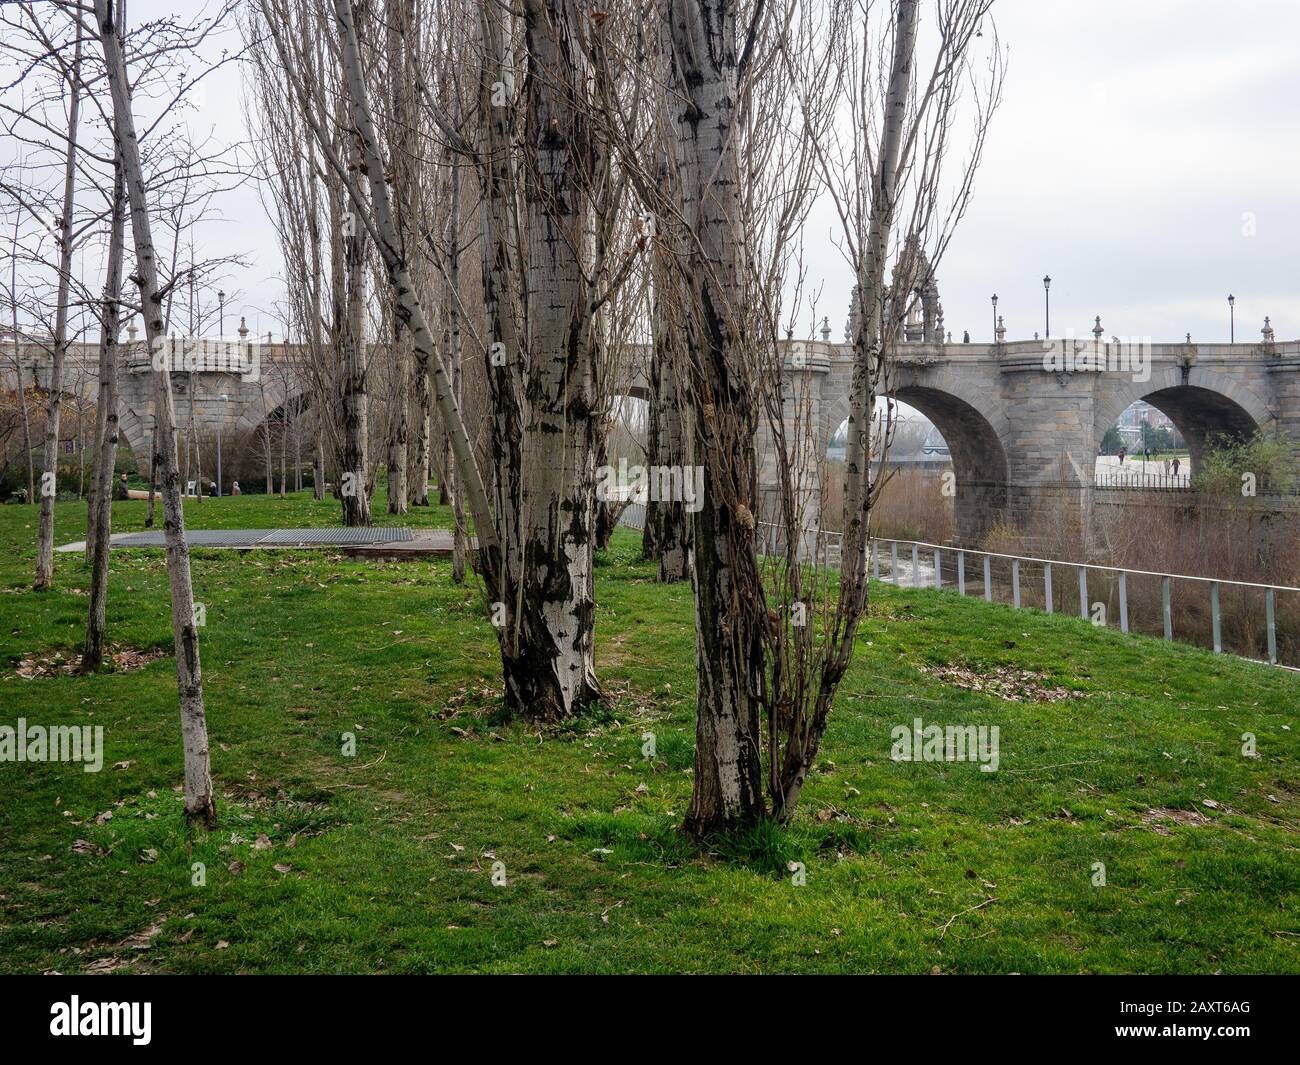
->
1116, 400, 1177, 447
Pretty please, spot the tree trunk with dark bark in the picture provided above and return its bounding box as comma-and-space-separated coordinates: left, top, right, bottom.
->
444, 160, 467, 583
145, 425, 156, 527
338, 96, 371, 526
666, 0, 766, 837
410, 363, 431, 505
643, 245, 692, 581
313, 421, 326, 499
386, 333, 410, 514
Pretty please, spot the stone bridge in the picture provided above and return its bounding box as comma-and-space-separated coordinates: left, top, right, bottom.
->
4, 322, 311, 478
7, 319, 1300, 550
778, 329, 1300, 546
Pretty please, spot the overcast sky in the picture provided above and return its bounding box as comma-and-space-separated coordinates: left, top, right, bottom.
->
144, 0, 1300, 346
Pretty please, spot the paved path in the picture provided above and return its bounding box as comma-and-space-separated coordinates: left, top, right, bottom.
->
1094, 454, 1190, 487
54, 526, 463, 556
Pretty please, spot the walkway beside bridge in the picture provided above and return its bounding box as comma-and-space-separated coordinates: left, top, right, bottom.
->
56, 526, 466, 559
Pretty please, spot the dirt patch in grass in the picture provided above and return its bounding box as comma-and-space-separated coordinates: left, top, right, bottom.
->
12, 644, 166, 678
870, 603, 923, 622
50, 916, 169, 976
917, 662, 1086, 703
1141, 806, 1213, 834
436, 684, 505, 719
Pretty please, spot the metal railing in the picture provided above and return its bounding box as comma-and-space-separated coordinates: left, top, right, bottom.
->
1095, 471, 1190, 490
1094, 471, 1300, 496
618, 501, 646, 532
624, 512, 1297, 667
869, 537, 1297, 667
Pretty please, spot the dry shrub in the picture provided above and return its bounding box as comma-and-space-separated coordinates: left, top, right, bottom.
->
830, 464, 954, 542
821, 454, 1300, 664
1093, 496, 1300, 663
963, 493, 1300, 665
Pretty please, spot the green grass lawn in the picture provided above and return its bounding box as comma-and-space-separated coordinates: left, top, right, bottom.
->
1, 490, 1298, 973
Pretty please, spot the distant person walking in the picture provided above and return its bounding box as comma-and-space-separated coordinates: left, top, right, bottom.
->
1117, 446, 1126, 465
1172, 457, 1181, 477
1163, 458, 1171, 475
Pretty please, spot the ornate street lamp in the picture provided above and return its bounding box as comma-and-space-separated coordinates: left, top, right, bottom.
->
1042, 276, 1051, 339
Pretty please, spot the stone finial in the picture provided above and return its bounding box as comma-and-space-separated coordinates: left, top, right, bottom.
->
820, 316, 831, 342
946, 331, 952, 343
238, 316, 249, 339
995, 315, 1006, 343
1186, 332, 1192, 344
127, 320, 138, 342
1034, 331, 1040, 341
846, 283, 862, 341
1092, 316, 1104, 340
1262, 316, 1275, 343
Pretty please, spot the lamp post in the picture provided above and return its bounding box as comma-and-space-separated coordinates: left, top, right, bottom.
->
991, 293, 998, 341
1228, 294, 1235, 343
216, 392, 228, 497
217, 289, 226, 338
1042, 275, 1051, 339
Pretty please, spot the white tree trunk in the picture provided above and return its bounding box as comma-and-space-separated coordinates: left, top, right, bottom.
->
8, 214, 36, 505
34, 33, 82, 591
81, 152, 126, 673
839, 0, 918, 611
474, 0, 602, 717
95, 0, 216, 826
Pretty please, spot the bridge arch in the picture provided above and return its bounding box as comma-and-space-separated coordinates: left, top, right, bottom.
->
821, 382, 1010, 545
1094, 369, 1274, 475
241, 388, 312, 441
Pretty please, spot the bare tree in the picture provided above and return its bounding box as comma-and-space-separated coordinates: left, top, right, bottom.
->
3, 207, 37, 503
752, 0, 1005, 817
80, 148, 124, 673
581, 0, 1001, 834
93, 0, 216, 826
248, 0, 382, 524
32, 28, 82, 591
